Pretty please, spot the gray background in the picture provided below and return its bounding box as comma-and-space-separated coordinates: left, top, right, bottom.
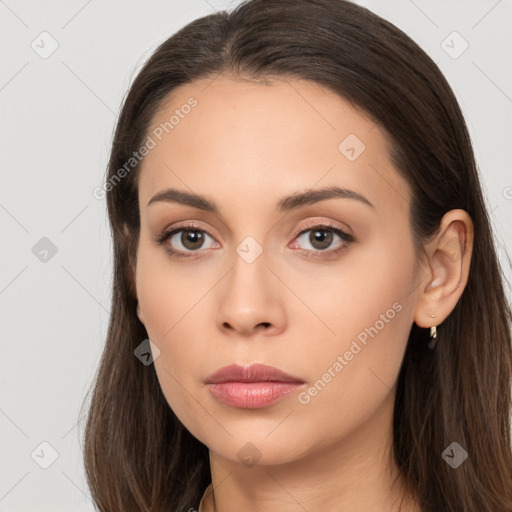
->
1, 0, 511, 510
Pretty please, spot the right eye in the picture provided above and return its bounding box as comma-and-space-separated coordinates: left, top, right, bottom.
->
156, 224, 220, 259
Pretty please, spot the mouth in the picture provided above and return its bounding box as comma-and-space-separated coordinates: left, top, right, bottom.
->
205, 363, 306, 409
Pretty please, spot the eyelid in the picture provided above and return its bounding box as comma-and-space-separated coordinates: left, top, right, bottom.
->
155, 219, 352, 242
154, 220, 218, 242
154, 222, 219, 260
155, 218, 356, 258
289, 221, 355, 257
292, 218, 354, 238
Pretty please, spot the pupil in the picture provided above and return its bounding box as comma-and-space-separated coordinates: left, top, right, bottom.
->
182, 230, 204, 250
310, 230, 332, 250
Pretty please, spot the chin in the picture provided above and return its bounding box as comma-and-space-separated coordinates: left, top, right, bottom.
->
200, 428, 318, 468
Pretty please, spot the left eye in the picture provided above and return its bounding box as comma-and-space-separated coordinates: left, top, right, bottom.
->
292, 225, 354, 253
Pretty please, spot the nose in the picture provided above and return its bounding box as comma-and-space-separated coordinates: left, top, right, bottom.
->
215, 250, 286, 338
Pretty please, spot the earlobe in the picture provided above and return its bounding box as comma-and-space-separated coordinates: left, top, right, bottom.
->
413, 209, 473, 329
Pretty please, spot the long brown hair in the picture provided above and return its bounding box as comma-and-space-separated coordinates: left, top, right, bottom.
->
80, 1, 512, 510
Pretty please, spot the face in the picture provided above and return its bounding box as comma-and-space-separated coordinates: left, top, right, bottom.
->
135, 76, 421, 466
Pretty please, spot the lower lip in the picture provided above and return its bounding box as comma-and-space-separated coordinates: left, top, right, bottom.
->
207, 382, 304, 409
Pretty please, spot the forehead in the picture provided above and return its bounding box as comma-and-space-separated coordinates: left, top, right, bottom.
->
137, 76, 411, 220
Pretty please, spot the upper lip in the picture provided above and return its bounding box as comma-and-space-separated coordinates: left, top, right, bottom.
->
205, 363, 305, 384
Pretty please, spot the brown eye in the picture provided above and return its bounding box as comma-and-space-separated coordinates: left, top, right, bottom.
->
308, 229, 333, 250
156, 224, 220, 258
290, 223, 356, 260
180, 230, 205, 250
295, 226, 348, 252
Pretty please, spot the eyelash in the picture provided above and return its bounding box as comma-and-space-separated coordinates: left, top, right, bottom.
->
154, 221, 356, 260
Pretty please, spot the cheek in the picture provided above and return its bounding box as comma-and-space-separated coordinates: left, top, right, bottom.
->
290, 305, 411, 461
283, 226, 415, 353
135, 240, 206, 337
291, 235, 416, 432
134, 242, 217, 423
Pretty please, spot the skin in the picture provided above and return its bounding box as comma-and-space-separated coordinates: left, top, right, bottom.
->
134, 75, 473, 512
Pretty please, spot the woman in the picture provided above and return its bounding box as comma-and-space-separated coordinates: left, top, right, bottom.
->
81, 0, 512, 510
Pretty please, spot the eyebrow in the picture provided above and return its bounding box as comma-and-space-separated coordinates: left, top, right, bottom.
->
147, 185, 375, 213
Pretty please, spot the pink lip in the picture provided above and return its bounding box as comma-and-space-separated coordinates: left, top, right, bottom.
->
206, 363, 306, 409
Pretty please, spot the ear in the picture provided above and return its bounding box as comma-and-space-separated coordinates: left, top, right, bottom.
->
133, 276, 144, 326
133, 272, 145, 326
122, 221, 144, 325
413, 209, 474, 329
137, 301, 145, 326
